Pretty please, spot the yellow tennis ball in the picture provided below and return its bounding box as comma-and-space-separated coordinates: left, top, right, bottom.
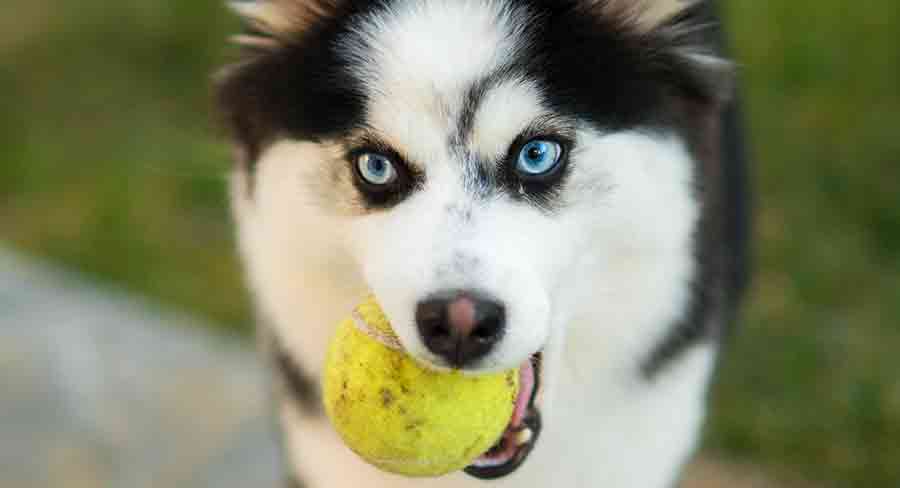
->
322, 296, 519, 477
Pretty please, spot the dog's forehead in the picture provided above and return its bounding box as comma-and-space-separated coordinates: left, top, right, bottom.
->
220, 0, 728, 168
345, 0, 532, 163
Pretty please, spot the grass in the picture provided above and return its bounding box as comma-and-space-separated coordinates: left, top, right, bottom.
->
0, 2, 249, 333
2, 1, 898, 486
706, 2, 900, 485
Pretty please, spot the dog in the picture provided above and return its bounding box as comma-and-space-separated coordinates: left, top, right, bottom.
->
215, 0, 749, 486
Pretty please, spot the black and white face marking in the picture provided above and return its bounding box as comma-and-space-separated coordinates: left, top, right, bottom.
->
218, 0, 731, 177
220, 0, 735, 482
344, 120, 577, 212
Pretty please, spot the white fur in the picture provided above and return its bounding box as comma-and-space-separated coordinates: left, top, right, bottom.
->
340, 0, 529, 163
279, 345, 714, 488
230, 1, 716, 486
470, 78, 547, 159
234, 131, 710, 487
231, 141, 368, 372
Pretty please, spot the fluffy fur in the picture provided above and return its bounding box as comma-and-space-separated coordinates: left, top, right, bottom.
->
216, 1, 748, 486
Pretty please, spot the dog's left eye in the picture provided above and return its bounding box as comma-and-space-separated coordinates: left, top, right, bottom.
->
516, 139, 563, 177
356, 153, 398, 186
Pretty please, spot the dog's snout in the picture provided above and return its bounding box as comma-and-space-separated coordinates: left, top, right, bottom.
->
415, 291, 505, 367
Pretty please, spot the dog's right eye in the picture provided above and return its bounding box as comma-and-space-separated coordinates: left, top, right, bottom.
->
356, 153, 398, 186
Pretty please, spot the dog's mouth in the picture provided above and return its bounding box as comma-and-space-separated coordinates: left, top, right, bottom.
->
465, 353, 542, 480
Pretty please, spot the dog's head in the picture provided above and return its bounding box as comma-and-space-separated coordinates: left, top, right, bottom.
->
218, 0, 731, 478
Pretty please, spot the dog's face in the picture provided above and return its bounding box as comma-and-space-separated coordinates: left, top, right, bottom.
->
220, 0, 730, 478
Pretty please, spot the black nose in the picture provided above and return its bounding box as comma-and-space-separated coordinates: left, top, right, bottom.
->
415, 291, 505, 368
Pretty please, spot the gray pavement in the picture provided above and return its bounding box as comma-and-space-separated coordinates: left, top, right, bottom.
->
0, 248, 282, 488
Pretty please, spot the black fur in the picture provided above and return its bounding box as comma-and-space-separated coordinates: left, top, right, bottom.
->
720, 95, 752, 313
218, 0, 746, 376
218, 0, 749, 483
273, 340, 322, 415
217, 1, 393, 166
513, 1, 721, 131
285, 475, 306, 488
642, 1, 750, 379
217, 0, 730, 170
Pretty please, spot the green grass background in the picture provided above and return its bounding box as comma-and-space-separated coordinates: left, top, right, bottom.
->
1, 2, 897, 486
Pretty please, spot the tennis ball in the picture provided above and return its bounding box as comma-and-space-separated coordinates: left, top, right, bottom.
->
322, 296, 519, 477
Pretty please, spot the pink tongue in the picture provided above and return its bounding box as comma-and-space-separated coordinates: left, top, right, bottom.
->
510, 359, 535, 427
472, 359, 536, 467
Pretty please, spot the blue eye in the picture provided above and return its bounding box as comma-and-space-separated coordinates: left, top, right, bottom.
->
516, 139, 563, 176
357, 153, 398, 186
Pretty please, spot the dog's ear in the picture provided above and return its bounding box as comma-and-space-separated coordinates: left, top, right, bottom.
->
585, 0, 692, 32
228, 0, 339, 50
651, 1, 735, 104
219, 0, 339, 172
585, 0, 735, 104
215, 0, 353, 173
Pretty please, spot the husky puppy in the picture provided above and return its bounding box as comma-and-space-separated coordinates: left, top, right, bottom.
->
215, 1, 749, 486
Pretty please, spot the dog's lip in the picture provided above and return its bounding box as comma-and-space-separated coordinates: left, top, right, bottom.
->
465, 353, 542, 480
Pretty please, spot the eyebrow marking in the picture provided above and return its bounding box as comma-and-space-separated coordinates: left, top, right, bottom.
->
453, 67, 519, 148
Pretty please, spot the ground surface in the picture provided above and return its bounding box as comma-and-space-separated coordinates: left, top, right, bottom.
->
0, 249, 281, 488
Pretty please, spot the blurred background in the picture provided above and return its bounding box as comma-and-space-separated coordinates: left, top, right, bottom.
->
1, 1, 898, 487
